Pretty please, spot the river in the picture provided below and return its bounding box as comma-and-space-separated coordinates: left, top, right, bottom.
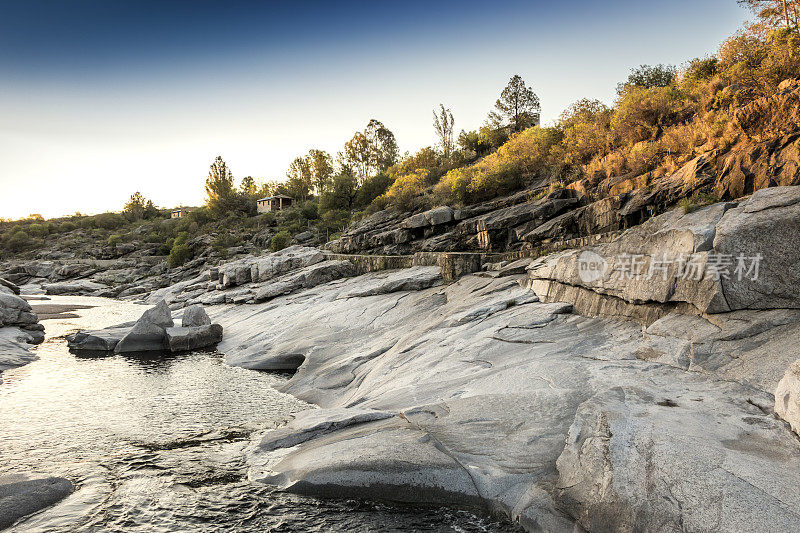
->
0, 296, 516, 532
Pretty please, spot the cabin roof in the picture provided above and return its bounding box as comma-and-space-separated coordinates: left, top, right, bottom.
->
257, 194, 294, 201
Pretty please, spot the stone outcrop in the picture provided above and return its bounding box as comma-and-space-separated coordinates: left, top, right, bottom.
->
0, 474, 74, 529
204, 188, 800, 531
0, 279, 44, 372
114, 300, 174, 353
526, 186, 800, 317
181, 304, 212, 327
165, 324, 223, 352
67, 301, 223, 354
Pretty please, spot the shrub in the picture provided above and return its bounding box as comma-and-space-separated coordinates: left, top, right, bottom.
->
59, 221, 77, 232
270, 230, 291, 252
612, 85, 685, 145
27, 223, 48, 238
356, 173, 393, 208
167, 243, 192, 268
107, 234, 122, 247
5, 230, 31, 252
93, 212, 126, 230
436, 127, 562, 204
384, 169, 429, 211
680, 191, 719, 214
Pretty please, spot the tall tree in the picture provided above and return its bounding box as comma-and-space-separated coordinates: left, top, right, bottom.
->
307, 149, 334, 194
433, 104, 455, 159
364, 119, 399, 173
343, 131, 372, 182
286, 156, 312, 200
489, 75, 541, 133
240, 176, 257, 197
205, 156, 235, 208
739, 0, 799, 29
123, 191, 156, 220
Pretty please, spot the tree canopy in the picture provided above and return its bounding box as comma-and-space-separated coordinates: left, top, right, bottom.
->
489, 75, 541, 133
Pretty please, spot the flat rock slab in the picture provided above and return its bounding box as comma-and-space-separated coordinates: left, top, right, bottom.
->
66, 323, 134, 352
0, 474, 73, 529
166, 324, 223, 352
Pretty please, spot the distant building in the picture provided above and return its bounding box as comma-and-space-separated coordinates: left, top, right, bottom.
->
171, 207, 190, 219
257, 195, 294, 213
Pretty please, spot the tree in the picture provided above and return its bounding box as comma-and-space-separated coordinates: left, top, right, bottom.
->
123, 191, 157, 220
342, 120, 399, 182
616, 64, 677, 94
286, 156, 312, 200
342, 131, 371, 182
240, 176, 257, 197
739, 0, 799, 29
205, 156, 255, 216
489, 75, 541, 133
365, 119, 399, 173
307, 149, 334, 194
433, 104, 455, 159
320, 172, 359, 212
205, 156, 235, 209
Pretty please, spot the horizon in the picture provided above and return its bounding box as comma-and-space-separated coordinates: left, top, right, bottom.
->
1, 0, 749, 220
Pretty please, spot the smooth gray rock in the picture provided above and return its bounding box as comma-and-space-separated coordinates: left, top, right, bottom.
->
0, 278, 20, 295
210, 265, 800, 531
41, 280, 108, 295
181, 304, 211, 327
254, 260, 354, 302
0, 474, 73, 529
165, 324, 223, 352
66, 324, 133, 352
714, 186, 800, 310
0, 328, 40, 371
424, 206, 455, 226
338, 266, 441, 298
775, 359, 800, 435
114, 300, 173, 353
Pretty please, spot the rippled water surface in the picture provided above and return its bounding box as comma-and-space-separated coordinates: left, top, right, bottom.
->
0, 298, 517, 532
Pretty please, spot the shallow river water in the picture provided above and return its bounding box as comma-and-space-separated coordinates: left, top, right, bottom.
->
0, 297, 516, 532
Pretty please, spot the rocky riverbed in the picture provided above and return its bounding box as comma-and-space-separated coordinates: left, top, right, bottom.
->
196, 186, 800, 531
5, 187, 800, 530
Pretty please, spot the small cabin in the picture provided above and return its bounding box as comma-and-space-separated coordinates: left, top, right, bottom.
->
171, 208, 189, 219
257, 195, 295, 213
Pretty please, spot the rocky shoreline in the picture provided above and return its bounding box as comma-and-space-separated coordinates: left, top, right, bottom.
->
202, 187, 800, 531
4, 187, 800, 530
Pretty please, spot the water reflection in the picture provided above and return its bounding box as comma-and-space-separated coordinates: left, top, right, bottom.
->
0, 302, 519, 532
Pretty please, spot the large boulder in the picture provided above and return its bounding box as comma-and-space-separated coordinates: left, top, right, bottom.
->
114, 300, 173, 353
181, 304, 211, 327
0, 474, 73, 529
66, 324, 133, 352
0, 278, 20, 295
165, 324, 223, 352
42, 280, 108, 295
254, 260, 355, 302
527, 187, 800, 316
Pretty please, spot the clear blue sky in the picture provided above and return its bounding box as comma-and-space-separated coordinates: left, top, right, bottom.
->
0, 0, 749, 219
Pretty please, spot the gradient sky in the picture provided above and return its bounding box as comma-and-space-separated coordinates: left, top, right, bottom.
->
0, 0, 749, 219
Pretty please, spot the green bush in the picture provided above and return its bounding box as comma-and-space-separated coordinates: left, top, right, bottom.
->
107, 234, 122, 247
270, 230, 291, 252
167, 243, 192, 268
59, 221, 77, 232
27, 223, 48, 238
93, 212, 126, 230
5, 230, 32, 252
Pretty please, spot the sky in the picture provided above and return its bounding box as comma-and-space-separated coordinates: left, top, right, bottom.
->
0, 0, 750, 220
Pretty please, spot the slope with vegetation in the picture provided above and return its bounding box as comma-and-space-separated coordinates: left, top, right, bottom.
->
2, 0, 799, 295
